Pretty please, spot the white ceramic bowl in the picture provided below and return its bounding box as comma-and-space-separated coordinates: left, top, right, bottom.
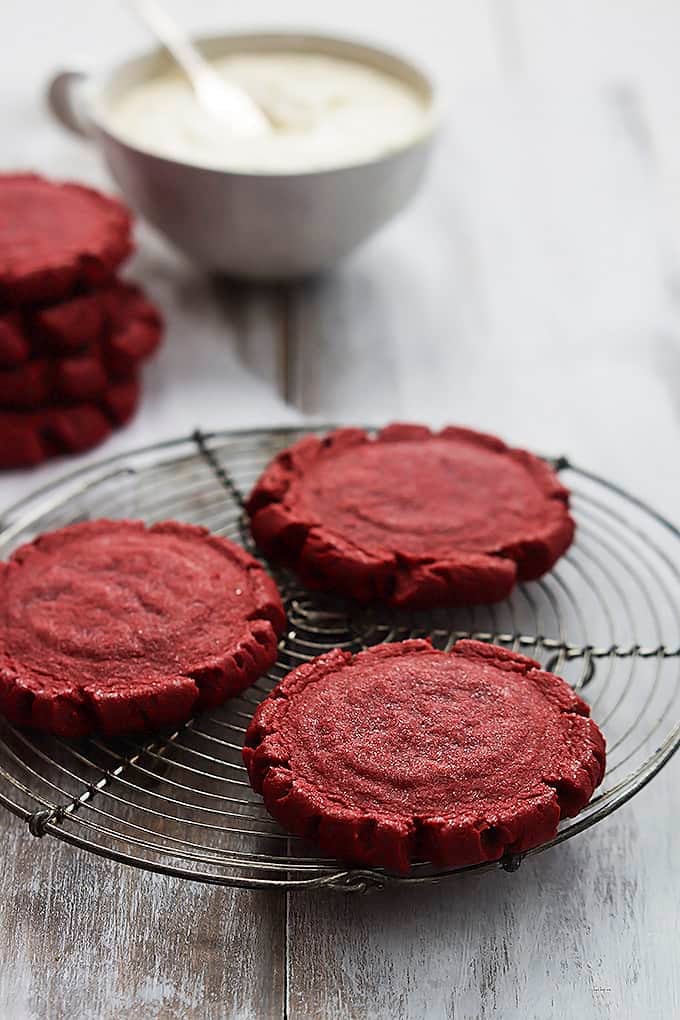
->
48, 31, 439, 281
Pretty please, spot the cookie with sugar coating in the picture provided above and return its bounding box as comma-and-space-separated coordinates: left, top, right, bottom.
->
247, 424, 574, 608
0, 520, 286, 737
244, 639, 606, 873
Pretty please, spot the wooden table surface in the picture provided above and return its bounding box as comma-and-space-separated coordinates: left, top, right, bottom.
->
1, 3, 679, 1017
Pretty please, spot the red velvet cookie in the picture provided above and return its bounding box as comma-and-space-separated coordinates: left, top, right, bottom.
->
0, 281, 162, 409
0, 377, 141, 469
0, 360, 52, 408
103, 377, 139, 426
0, 280, 161, 390
33, 280, 163, 372
0, 174, 132, 305
244, 639, 606, 873
97, 281, 163, 374
31, 291, 106, 353
0, 520, 286, 738
0, 352, 128, 411
247, 424, 575, 608
0, 355, 111, 409
0, 313, 29, 367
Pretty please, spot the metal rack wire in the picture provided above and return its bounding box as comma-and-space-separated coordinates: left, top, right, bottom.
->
0, 426, 678, 892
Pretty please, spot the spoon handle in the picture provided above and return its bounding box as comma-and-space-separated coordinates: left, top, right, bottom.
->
129, 0, 270, 134
133, 0, 209, 83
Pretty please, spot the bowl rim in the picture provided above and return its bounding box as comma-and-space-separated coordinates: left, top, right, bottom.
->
86, 27, 443, 180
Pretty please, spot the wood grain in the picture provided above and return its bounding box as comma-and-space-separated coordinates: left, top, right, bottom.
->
0, 813, 285, 1020
1, 2, 680, 1018
287, 770, 679, 1019
284, 7, 680, 1020
286, 83, 680, 511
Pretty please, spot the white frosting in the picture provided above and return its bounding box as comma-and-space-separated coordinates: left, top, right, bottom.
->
105, 52, 431, 173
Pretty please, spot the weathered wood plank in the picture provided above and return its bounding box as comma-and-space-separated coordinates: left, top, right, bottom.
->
286, 84, 680, 509
0, 810, 286, 1020
510, 0, 680, 261
288, 773, 678, 1020
509, 0, 680, 88
285, 52, 680, 1020
2, 4, 680, 1020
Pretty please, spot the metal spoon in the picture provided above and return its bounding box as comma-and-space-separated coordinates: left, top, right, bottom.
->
129, 0, 271, 135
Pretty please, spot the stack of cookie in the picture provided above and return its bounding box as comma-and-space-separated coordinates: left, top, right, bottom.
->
0, 173, 163, 469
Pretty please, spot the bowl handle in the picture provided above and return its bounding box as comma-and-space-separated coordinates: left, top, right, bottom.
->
46, 71, 92, 137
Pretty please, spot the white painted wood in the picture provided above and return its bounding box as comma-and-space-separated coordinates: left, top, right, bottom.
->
289, 787, 679, 1019
1, 3, 679, 1019
0, 11, 294, 1020
509, 0, 680, 240
284, 7, 680, 1019
510, 0, 680, 88
0, 820, 286, 1020
289, 83, 680, 512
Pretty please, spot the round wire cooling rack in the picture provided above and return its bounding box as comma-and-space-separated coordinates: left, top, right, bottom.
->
0, 426, 678, 893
